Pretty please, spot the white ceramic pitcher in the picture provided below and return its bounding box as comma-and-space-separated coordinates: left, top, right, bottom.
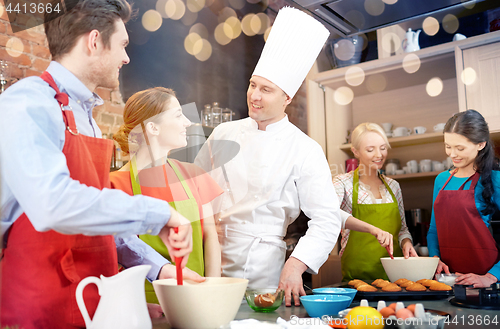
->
402, 28, 421, 52
76, 265, 152, 329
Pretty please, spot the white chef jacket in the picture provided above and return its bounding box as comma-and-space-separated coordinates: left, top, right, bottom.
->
194, 115, 348, 289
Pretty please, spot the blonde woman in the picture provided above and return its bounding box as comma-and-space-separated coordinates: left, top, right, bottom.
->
334, 123, 417, 281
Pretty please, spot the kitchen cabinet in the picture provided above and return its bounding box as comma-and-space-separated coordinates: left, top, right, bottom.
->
306, 31, 500, 282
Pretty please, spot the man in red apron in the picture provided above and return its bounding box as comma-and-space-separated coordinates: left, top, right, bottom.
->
0, 1, 192, 328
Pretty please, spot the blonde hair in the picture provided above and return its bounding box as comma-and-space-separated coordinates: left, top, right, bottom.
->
350, 123, 391, 151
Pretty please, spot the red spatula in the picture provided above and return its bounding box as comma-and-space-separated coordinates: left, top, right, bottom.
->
174, 227, 183, 285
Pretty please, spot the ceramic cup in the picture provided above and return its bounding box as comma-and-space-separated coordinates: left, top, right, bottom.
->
413, 126, 426, 134
453, 33, 466, 41
393, 127, 411, 137
420, 163, 432, 172
403, 166, 410, 174
395, 169, 405, 175
381, 123, 393, 133
434, 123, 446, 132
433, 163, 445, 172
386, 163, 398, 175
407, 160, 418, 173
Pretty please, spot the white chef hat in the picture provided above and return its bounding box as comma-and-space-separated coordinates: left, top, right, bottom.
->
252, 7, 330, 98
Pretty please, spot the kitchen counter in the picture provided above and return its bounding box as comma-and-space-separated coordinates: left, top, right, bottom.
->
152, 297, 499, 328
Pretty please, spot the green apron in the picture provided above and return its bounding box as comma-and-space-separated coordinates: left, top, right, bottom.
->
341, 168, 403, 281
130, 158, 204, 304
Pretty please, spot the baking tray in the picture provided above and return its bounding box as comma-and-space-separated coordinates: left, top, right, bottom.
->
326, 281, 453, 301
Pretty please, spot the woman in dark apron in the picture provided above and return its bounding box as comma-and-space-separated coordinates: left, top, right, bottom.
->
427, 110, 500, 288
334, 123, 417, 281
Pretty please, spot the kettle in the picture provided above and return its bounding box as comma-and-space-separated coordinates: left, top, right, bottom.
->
402, 28, 421, 52
76, 265, 152, 329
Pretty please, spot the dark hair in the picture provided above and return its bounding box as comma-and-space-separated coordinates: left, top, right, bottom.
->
44, 0, 133, 60
114, 87, 177, 155
444, 109, 500, 216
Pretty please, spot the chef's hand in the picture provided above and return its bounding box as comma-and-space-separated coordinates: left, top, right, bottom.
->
159, 264, 206, 283
159, 207, 193, 267
401, 238, 418, 258
434, 256, 450, 275
370, 227, 393, 255
278, 257, 307, 307
147, 303, 163, 319
454, 272, 497, 288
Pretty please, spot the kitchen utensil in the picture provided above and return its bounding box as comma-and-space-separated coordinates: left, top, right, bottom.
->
173, 227, 183, 285
450, 283, 500, 310
381, 122, 393, 133
402, 28, 421, 52
434, 123, 446, 132
385, 163, 398, 175
76, 265, 152, 329
380, 257, 439, 282
413, 126, 427, 134
435, 273, 458, 286
245, 288, 284, 312
299, 295, 352, 318
312, 287, 357, 302
385, 245, 394, 259
153, 277, 248, 329
393, 127, 411, 137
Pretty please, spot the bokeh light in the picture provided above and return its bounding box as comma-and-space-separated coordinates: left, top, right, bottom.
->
194, 39, 212, 61
345, 67, 365, 86
224, 16, 242, 39
247, 0, 260, 4
6, 37, 24, 57
242, 13, 257, 36
165, 0, 186, 20
381, 32, 401, 54
442, 14, 459, 34
426, 77, 443, 97
184, 33, 202, 55
264, 26, 272, 41
186, 0, 205, 13
218, 7, 237, 23
156, 0, 169, 18
345, 10, 365, 29
461, 67, 477, 86
229, 0, 245, 10
461, 0, 476, 10
334, 39, 356, 61
181, 9, 198, 26
255, 13, 270, 35
190, 23, 209, 39
423, 16, 440, 36
364, 0, 385, 16
142, 10, 163, 32
402, 53, 421, 74
215, 23, 232, 45
334, 87, 354, 105
366, 74, 387, 93
0, 3, 4, 17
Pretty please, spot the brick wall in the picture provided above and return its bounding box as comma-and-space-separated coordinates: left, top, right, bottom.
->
0, 5, 125, 135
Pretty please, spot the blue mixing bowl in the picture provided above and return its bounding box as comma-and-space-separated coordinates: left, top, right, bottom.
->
312, 287, 357, 301
300, 295, 352, 318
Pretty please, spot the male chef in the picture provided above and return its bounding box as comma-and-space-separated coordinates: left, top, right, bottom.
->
195, 7, 393, 306
0, 1, 194, 327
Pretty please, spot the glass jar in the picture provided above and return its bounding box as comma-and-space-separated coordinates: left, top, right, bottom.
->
211, 102, 222, 127
222, 108, 233, 123
202, 104, 212, 127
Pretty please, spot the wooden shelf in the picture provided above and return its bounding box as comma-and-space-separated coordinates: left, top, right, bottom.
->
386, 171, 440, 180
339, 132, 444, 152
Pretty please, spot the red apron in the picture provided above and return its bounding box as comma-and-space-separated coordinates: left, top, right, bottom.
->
1, 72, 118, 329
434, 171, 499, 274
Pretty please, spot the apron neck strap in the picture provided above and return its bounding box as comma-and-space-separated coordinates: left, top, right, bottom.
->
352, 168, 397, 205
458, 172, 480, 191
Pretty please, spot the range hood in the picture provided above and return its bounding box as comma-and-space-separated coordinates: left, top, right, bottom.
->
288, 0, 500, 37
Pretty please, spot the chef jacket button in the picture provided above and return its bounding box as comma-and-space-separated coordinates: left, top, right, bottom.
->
89, 97, 94, 102
147, 229, 152, 234
76, 100, 81, 104
226, 188, 231, 192
254, 195, 259, 200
